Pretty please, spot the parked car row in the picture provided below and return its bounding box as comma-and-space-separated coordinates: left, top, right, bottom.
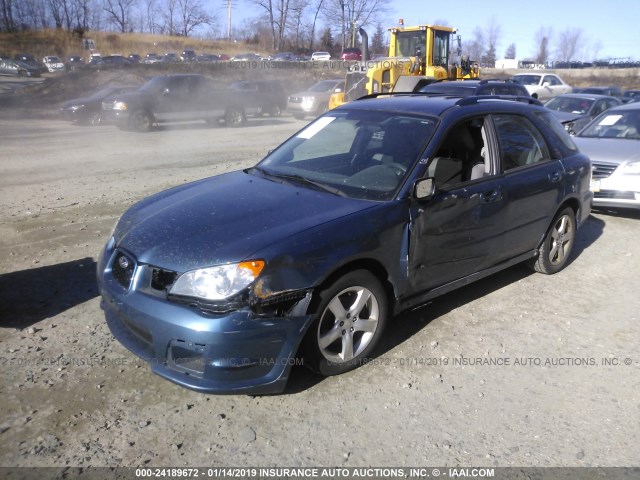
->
0, 58, 42, 77
0, 53, 65, 75
10, 47, 363, 70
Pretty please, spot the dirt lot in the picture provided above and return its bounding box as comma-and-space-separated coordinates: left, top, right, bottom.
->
1, 110, 639, 470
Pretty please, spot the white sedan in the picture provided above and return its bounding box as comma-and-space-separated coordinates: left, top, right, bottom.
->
311, 51, 331, 61
42, 55, 65, 72
512, 73, 572, 101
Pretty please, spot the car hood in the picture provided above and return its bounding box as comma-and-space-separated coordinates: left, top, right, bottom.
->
115, 170, 374, 272
550, 111, 585, 123
61, 97, 95, 108
574, 137, 640, 165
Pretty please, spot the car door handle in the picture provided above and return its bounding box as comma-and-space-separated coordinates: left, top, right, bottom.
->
548, 171, 562, 183
481, 189, 503, 203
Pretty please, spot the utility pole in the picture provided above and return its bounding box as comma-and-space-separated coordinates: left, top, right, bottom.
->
227, 0, 232, 41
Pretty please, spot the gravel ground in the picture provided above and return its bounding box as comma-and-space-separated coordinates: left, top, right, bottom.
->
0, 114, 639, 470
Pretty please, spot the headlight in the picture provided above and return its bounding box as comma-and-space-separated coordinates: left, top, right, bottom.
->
169, 261, 265, 301
621, 161, 640, 175
112, 101, 128, 111
70, 104, 84, 111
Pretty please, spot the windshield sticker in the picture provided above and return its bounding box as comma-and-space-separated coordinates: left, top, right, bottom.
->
297, 117, 336, 139
599, 115, 622, 126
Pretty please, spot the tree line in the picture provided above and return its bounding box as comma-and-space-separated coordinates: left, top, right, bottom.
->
1, 1, 607, 63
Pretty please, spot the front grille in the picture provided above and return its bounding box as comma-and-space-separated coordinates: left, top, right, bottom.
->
594, 190, 636, 200
591, 162, 618, 180
112, 251, 135, 289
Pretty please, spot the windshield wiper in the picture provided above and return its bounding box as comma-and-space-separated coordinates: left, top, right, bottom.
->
249, 168, 347, 197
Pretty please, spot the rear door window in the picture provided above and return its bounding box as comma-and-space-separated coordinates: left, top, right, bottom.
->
493, 115, 551, 171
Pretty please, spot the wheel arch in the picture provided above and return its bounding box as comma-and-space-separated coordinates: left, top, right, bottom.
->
559, 197, 581, 219
307, 258, 396, 316
537, 198, 580, 249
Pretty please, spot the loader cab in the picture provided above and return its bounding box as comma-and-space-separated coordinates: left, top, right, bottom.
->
389, 25, 455, 70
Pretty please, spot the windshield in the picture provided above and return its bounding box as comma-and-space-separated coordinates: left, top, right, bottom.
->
253, 110, 437, 201
546, 96, 594, 114
394, 31, 426, 57
513, 75, 541, 86
48, 56, 61, 63
309, 80, 342, 92
578, 110, 640, 139
140, 77, 168, 93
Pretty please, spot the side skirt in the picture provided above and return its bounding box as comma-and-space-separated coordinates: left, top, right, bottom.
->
395, 250, 537, 314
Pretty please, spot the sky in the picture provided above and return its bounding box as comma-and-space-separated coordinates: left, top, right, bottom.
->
226, 0, 640, 61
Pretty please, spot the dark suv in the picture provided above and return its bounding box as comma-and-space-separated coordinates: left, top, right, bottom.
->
98, 93, 592, 394
410, 78, 532, 97
102, 74, 251, 131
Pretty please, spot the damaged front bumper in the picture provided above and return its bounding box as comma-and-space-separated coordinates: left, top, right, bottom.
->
97, 247, 315, 395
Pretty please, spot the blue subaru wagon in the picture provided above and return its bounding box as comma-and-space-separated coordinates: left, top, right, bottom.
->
98, 94, 593, 394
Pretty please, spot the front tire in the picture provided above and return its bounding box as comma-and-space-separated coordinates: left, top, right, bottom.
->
225, 107, 246, 127
129, 110, 154, 132
88, 111, 102, 126
303, 270, 388, 376
528, 207, 576, 274
315, 104, 329, 116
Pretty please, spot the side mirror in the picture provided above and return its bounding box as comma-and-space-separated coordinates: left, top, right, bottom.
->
414, 177, 435, 200
542, 81, 550, 87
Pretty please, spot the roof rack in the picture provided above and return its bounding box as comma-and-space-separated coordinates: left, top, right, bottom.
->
455, 95, 542, 106
354, 92, 542, 106
355, 92, 416, 100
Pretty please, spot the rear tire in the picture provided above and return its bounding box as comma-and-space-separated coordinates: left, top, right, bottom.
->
303, 270, 388, 376
270, 105, 282, 117
528, 207, 576, 274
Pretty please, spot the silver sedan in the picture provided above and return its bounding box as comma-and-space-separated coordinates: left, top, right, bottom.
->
574, 102, 640, 210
